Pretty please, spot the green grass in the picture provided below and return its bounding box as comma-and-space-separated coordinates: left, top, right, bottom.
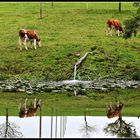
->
0, 2, 139, 81
0, 88, 140, 116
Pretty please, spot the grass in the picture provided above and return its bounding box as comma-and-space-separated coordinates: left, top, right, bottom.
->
0, 2, 139, 116
0, 2, 139, 81
0, 88, 140, 116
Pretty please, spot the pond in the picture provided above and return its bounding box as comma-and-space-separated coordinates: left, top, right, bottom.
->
0, 116, 140, 138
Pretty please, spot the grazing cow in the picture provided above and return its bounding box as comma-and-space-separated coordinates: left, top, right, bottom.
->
18, 29, 41, 50
106, 19, 124, 36
106, 101, 123, 118
19, 98, 41, 118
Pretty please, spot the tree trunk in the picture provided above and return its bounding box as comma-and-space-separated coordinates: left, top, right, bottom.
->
4, 108, 8, 138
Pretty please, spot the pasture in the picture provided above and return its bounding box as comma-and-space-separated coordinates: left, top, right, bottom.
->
0, 2, 139, 81
0, 2, 139, 116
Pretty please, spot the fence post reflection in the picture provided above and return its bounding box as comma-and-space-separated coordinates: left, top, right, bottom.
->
55, 109, 57, 138
39, 103, 42, 138
50, 107, 53, 138
60, 116, 62, 138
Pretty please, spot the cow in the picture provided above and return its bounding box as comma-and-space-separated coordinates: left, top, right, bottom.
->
106, 101, 123, 118
106, 19, 124, 36
18, 29, 41, 50
18, 98, 41, 118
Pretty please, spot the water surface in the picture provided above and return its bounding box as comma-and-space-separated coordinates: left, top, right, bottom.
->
0, 116, 139, 138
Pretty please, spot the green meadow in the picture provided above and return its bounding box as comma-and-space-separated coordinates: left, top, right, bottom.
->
0, 2, 139, 116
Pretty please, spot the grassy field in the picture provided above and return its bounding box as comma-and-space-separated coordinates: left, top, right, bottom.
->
0, 2, 139, 81
0, 88, 140, 116
0, 2, 139, 116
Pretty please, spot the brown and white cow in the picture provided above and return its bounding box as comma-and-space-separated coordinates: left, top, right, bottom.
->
106, 19, 124, 36
18, 98, 41, 118
106, 101, 123, 118
18, 29, 41, 50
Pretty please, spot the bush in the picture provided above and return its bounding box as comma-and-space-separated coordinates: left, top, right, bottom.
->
123, 7, 140, 39
132, 71, 140, 80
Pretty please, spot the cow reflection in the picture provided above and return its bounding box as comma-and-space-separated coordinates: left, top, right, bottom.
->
18, 98, 41, 118
106, 101, 123, 118
104, 116, 138, 138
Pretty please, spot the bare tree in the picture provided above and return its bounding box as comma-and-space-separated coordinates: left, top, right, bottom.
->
0, 108, 23, 138
79, 109, 96, 137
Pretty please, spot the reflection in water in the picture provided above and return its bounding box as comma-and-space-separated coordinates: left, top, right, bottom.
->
80, 110, 96, 137
19, 98, 41, 118
106, 101, 123, 118
0, 109, 23, 138
104, 116, 138, 138
0, 115, 139, 138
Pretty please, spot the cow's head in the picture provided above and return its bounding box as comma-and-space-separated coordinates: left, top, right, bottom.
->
119, 26, 124, 34
36, 38, 41, 47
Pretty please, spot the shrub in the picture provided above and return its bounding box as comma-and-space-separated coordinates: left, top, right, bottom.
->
132, 71, 140, 80
123, 7, 140, 39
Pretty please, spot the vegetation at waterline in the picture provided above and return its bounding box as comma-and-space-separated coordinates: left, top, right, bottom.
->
0, 88, 139, 116
0, 2, 139, 81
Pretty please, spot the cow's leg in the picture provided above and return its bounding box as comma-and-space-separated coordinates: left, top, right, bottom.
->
23, 37, 28, 50
110, 28, 113, 36
30, 40, 33, 49
117, 30, 120, 36
18, 37, 23, 50
34, 98, 37, 108
33, 39, 37, 49
106, 25, 111, 36
24, 98, 28, 113
106, 28, 109, 36
37, 41, 41, 47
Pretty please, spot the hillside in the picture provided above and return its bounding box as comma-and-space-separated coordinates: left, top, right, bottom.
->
0, 2, 139, 81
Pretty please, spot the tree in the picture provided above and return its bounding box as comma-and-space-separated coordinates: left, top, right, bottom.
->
104, 116, 138, 138
0, 108, 23, 138
123, 7, 140, 39
79, 109, 96, 137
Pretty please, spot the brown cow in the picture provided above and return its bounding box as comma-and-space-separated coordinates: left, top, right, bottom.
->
106, 19, 124, 36
18, 98, 41, 118
106, 101, 123, 118
18, 29, 41, 50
